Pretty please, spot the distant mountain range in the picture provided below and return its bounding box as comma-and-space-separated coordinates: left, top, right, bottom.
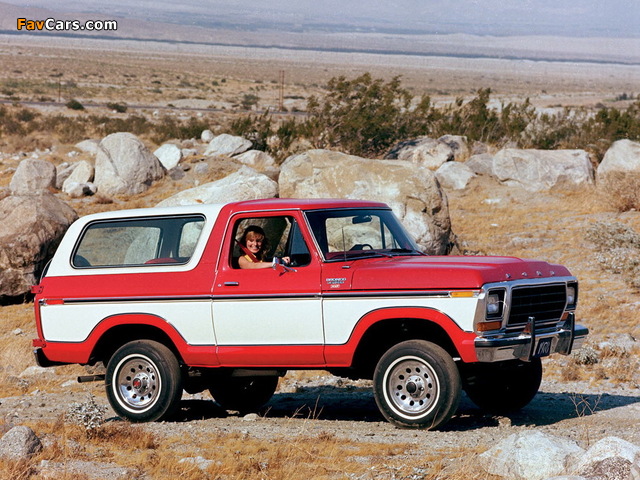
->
1, 0, 639, 65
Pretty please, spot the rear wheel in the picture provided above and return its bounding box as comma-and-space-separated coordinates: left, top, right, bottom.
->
462, 358, 542, 413
373, 340, 461, 429
209, 376, 279, 413
106, 340, 182, 422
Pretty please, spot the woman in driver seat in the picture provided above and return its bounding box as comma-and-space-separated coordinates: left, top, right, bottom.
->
238, 225, 289, 269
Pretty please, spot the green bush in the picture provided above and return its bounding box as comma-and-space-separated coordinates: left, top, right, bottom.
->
106, 102, 128, 113
65, 99, 85, 110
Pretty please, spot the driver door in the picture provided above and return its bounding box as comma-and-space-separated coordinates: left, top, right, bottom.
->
212, 212, 325, 366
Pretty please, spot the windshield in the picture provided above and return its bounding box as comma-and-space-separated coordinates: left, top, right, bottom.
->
305, 208, 423, 262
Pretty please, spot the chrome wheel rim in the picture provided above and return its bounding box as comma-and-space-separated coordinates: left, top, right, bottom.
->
384, 356, 439, 418
115, 354, 161, 412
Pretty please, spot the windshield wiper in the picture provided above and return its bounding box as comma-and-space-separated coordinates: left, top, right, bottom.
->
388, 248, 426, 256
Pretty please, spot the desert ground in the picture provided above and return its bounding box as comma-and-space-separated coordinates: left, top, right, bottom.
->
0, 34, 639, 479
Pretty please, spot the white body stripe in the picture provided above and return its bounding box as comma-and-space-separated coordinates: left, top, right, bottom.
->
212, 298, 323, 345
40, 300, 215, 345
322, 296, 481, 344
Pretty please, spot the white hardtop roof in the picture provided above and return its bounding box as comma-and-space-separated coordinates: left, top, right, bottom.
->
77, 203, 226, 223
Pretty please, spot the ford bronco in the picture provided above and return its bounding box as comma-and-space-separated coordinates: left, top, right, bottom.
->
32, 198, 588, 429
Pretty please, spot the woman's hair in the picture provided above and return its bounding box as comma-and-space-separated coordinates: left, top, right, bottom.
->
239, 225, 270, 261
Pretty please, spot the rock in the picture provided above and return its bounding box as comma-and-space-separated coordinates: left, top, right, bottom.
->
279, 149, 452, 255
571, 437, 640, 477
194, 162, 210, 175
154, 143, 183, 170
9, 158, 56, 195
478, 431, 584, 480
435, 162, 477, 190
74, 139, 100, 155
201, 129, 214, 143
492, 148, 594, 191
438, 135, 470, 161
578, 457, 633, 480
181, 148, 198, 158
0, 426, 43, 460
157, 166, 278, 207
94, 132, 165, 196
204, 133, 252, 157
55, 162, 76, 189
0, 194, 77, 298
597, 139, 640, 187
235, 150, 279, 178
466, 153, 495, 176
385, 136, 454, 170
63, 181, 97, 198
62, 160, 94, 191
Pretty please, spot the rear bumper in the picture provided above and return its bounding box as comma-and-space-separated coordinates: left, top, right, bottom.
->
474, 313, 589, 363
33, 346, 67, 368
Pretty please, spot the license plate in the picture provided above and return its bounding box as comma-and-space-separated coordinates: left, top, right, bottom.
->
534, 337, 553, 357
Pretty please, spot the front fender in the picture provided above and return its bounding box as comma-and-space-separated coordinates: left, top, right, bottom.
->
324, 306, 479, 367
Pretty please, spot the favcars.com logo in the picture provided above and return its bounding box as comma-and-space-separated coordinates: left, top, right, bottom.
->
17, 18, 117, 32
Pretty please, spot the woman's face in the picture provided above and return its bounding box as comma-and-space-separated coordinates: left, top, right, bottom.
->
245, 233, 264, 254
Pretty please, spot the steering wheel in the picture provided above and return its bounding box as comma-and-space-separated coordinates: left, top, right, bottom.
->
349, 243, 374, 251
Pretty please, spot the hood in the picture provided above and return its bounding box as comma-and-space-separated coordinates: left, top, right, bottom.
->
349, 255, 572, 291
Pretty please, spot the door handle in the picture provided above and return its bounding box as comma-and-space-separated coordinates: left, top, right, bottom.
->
223, 281, 239, 287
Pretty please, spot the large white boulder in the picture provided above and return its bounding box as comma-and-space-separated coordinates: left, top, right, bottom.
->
492, 148, 594, 191
597, 139, 640, 185
62, 161, 94, 189
279, 149, 452, 255
0, 194, 77, 298
9, 158, 56, 195
234, 150, 279, 178
435, 162, 477, 190
204, 133, 252, 157
74, 139, 100, 155
94, 132, 165, 196
154, 143, 183, 170
478, 431, 585, 480
157, 166, 277, 207
571, 437, 640, 477
385, 136, 455, 170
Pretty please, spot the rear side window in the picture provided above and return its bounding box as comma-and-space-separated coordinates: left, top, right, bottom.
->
72, 215, 205, 268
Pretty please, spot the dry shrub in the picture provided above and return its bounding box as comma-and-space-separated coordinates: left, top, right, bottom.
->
0, 459, 35, 480
600, 172, 640, 212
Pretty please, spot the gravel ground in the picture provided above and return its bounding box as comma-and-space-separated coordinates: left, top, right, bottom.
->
1, 370, 639, 473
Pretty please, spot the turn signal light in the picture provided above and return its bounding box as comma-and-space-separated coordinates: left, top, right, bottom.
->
477, 321, 503, 332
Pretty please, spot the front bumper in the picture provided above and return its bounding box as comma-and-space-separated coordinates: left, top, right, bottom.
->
474, 313, 589, 362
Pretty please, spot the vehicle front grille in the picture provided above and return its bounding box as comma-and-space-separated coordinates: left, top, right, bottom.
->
507, 284, 567, 330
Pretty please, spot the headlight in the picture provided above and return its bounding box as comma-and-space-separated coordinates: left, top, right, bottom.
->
487, 294, 501, 315
566, 284, 577, 308
485, 289, 504, 318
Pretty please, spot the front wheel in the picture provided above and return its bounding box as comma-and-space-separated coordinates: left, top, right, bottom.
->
106, 340, 183, 422
373, 340, 461, 429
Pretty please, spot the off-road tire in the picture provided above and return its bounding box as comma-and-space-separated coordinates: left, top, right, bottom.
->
106, 340, 182, 422
373, 340, 461, 429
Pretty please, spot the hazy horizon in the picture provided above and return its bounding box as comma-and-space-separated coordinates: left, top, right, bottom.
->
9, 0, 640, 38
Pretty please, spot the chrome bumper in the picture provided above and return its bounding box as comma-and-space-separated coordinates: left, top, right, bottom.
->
475, 313, 589, 363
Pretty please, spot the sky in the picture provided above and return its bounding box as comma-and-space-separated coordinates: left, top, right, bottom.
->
13, 0, 640, 37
